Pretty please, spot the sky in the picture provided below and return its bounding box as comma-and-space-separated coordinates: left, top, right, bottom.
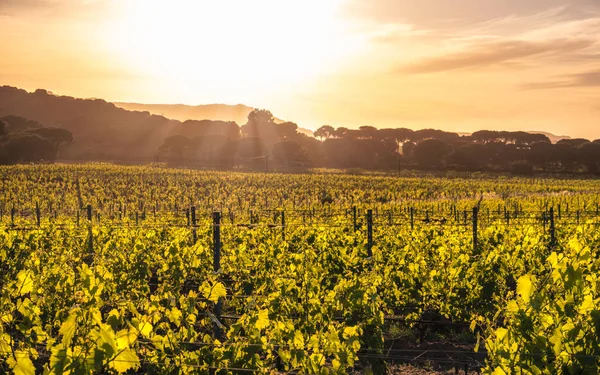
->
1, 0, 599, 139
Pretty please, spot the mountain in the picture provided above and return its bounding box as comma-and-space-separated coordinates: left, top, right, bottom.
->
114, 102, 314, 137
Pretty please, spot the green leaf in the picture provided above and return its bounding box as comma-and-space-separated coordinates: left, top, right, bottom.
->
579, 294, 595, 313
256, 309, 269, 330
16, 271, 34, 296
8, 350, 35, 375
293, 330, 304, 349
167, 308, 182, 327
59, 312, 78, 346
100, 324, 118, 356
208, 282, 227, 303
109, 348, 140, 373
495, 327, 508, 343
139, 321, 153, 338
49, 347, 69, 373
469, 320, 477, 332
517, 275, 533, 304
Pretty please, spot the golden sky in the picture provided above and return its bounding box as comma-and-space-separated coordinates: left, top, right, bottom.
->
1, 0, 599, 139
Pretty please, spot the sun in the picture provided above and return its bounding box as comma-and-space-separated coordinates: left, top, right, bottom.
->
105, 0, 357, 103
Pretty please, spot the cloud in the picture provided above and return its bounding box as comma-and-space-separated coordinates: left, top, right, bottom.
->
0, 0, 108, 17
397, 38, 595, 74
0, 0, 58, 14
523, 69, 600, 89
343, 0, 600, 28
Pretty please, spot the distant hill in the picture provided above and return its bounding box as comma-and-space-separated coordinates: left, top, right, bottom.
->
114, 102, 257, 125
0, 86, 182, 160
114, 102, 314, 137
0, 85, 573, 165
0, 86, 315, 161
526, 131, 570, 144
458, 131, 570, 144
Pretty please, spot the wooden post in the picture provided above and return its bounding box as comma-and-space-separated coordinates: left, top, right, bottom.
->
549, 207, 556, 246
542, 211, 547, 232
281, 210, 286, 241
213, 212, 221, 272
410, 207, 414, 230
212, 212, 223, 339
36, 202, 41, 227
11, 207, 15, 226
86, 204, 93, 260
367, 209, 373, 258
191, 206, 197, 243
353, 206, 358, 231
472, 207, 478, 251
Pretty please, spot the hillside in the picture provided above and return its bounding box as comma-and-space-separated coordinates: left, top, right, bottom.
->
114, 102, 314, 137
114, 102, 257, 125
0, 86, 183, 160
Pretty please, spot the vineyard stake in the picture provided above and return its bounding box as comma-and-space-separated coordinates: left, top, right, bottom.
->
213, 211, 223, 339
549, 207, 556, 246
558, 204, 561, 220
367, 209, 373, 258
472, 207, 478, 251
281, 210, 286, 241
542, 211, 547, 232
191, 206, 197, 243
86, 204, 93, 260
36, 202, 40, 227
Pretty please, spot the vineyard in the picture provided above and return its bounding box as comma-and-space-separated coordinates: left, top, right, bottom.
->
1, 164, 599, 374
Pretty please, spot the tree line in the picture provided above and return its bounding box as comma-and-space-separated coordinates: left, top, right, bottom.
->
159, 110, 600, 175
0, 115, 74, 164
2, 83, 599, 175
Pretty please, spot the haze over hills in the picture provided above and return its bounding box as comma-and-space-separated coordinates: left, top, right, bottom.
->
114, 102, 260, 125
0, 86, 584, 171
524, 131, 571, 144
114, 102, 315, 137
